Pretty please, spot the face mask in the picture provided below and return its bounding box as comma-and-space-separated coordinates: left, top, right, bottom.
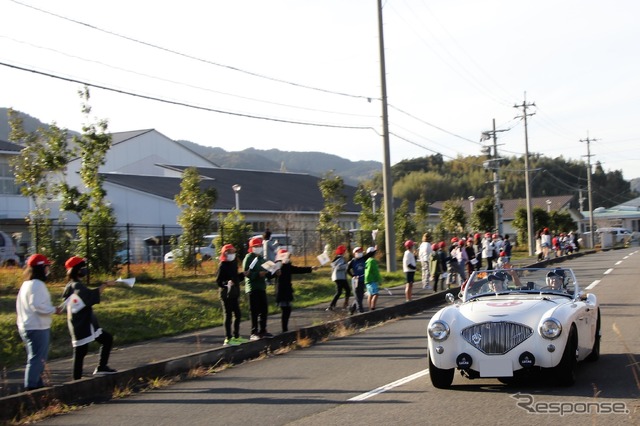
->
78, 267, 88, 278
355, 253, 363, 259
226, 253, 236, 262
252, 247, 263, 255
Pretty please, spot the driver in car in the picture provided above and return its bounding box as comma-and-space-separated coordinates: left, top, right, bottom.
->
486, 272, 508, 292
545, 269, 565, 291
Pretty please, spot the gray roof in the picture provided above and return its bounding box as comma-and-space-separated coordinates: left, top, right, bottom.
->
102, 166, 360, 213
0, 139, 22, 153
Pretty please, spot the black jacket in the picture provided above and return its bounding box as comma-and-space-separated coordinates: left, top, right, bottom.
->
275, 263, 312, 303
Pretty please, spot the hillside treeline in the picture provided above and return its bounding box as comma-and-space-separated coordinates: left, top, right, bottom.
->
380, 154, 636, 209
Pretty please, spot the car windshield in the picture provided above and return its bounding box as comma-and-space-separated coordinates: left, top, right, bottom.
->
462, 268, 578, 301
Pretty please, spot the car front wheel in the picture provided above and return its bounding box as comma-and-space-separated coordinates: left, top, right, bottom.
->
555, 326, 578, 386
428, 353, 454, 389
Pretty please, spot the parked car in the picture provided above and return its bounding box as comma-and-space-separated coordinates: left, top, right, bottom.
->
0, 231, 20, 267
164, 234, 217, 263
252, 233, 295, 255
427, 267, 600, 388
596, 227, 634, 244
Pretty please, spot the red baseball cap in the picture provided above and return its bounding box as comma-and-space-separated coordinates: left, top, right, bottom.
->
65, 256, 86, 270
26, 254, 51, 267
249, 237, 263, 248
335, 245, 347, 255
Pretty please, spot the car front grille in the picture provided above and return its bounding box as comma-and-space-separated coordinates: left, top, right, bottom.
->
461, 322, 533, 355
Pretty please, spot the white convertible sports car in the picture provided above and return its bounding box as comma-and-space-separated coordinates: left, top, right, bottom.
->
427, 267, 600, 388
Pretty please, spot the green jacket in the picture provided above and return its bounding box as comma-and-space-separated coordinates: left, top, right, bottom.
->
364, 257, 381, 284
243, 253, 267, 293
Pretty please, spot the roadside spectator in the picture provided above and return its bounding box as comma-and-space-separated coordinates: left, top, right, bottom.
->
216, 244, 247, 346
473, 233, 483, 270
262, 229, 278, 262
16, 254, 62, 391
417, 233, 433, 290
541, 228, 552, 260
402, 240, 417, 301
464, 238, 476, 277
482, 232, 497, 270
347, 246, 368, 314
62, 256, 116, 380
429, 242, 446, 291
274, 248, 316, 332
327, 245, 350, 311
503, 234, 513, 264
364, 247, 382, 310
243, 236, 273, 340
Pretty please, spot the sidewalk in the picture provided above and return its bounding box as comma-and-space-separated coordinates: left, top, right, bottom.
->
1, 252, 564, 421
3, 282, 440, 395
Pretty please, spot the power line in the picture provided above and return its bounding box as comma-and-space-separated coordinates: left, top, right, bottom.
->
0, 35, 377, 120
0, 61, 376, 131
10, 0, 376, 102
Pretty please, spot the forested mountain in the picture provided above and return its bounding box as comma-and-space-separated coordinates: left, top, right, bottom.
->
2, 108, 636, 208
387, 153, 637, 209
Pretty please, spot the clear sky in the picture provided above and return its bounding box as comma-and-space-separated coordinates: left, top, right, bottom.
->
1, 0, 639, 182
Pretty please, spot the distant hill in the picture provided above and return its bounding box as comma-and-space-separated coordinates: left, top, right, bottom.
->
0, 108, 380, 186
0, 108, 81, 141
176, 140, 380, 186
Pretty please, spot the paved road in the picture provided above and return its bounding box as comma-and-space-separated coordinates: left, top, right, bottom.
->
38, 248, 640, 425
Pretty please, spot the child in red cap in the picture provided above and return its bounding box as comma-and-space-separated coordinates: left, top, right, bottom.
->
327, 245, 350, 311
61, 256, 116, 379
216, 244, 247, 345
16, 254, 62, 390
274, 248, 317, 332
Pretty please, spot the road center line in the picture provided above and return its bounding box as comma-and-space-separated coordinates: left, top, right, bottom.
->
615, 261, 623, 265
586, 280, 600, 290
604, 268, 613, 275
348, 369, 430, 401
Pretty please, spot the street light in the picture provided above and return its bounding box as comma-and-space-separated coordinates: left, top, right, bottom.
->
370, 190, 377, 215
468, 196, 475, 212
546, 199, 552, 213
232, 184, 241, 210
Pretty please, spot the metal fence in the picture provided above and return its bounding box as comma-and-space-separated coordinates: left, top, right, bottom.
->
0, 221, 381, 277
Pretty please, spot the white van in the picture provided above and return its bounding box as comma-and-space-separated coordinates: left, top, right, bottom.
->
596, 227, 633, 244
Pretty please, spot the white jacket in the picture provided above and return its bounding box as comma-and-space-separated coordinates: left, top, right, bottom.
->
403, 250, 417, 273
418, 242, 433, 263
16, 279, 56, 331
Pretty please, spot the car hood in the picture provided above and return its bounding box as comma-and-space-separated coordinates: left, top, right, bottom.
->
454, 296, 570, 325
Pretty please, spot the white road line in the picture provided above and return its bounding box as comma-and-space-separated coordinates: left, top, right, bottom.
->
615, 261, 623, 265
348, 369, 430, 401
586, 280, 600, 290
624, 256, 629, 259
604, 268, 613, 275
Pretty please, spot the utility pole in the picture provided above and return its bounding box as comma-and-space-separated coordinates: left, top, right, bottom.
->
481, 119, 508, 235
581, 134, 597, 249
514, 93, 536, 256
377, 0, 396, 271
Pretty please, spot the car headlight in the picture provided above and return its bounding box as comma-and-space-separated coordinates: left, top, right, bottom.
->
540, 318, 562, 339
428, 320, 450, 341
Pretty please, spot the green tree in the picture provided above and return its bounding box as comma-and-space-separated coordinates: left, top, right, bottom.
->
512, 207, 550, 246
317, 171, 346, 249
57, 88, 120, 273
394, 199, 416, 254
440, 199, 466, 235
549, 210, 576, 234
216, 210, 252, 259
174, 167, 217, 268
413, 193, 431, 233
8, 109, 72, 268
469, 197, 494, 233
